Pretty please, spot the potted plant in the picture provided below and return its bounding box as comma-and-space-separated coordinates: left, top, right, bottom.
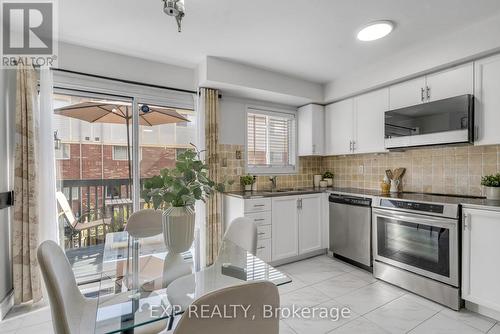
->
240, 174, 254, 191
141, 145, 230, 284
481, 173, 500, 200
323, 171, 334, 187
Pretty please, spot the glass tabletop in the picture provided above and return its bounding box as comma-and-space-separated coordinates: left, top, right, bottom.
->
94, 232, 291, 334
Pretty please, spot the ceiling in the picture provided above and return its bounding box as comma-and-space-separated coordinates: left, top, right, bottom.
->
59, 0, 500, 84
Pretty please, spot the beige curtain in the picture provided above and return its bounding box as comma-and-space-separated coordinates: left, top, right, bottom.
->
203, 88, 222, 265
13, 62, 42, 304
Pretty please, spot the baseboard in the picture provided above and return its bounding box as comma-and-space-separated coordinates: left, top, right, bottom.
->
270, 249, 327, 267
465, 301, 500, 322
0, 290, 14, 320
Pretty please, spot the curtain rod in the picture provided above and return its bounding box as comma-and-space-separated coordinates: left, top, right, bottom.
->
52, 68, 197, 95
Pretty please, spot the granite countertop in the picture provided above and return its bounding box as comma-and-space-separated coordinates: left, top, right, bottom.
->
224, 187, 500, 211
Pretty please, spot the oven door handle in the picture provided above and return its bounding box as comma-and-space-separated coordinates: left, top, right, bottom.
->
372, 208, 458, 229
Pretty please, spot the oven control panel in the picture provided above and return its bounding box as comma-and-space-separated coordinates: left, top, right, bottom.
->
380, 199, 444, 214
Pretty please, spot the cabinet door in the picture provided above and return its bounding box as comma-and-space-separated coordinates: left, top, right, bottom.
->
298, 194, 322, 254
474, 55, 500, 145
426, 63, 473, 102
298, 104, 324, 156
462, 208, 500, 312
271, 196, 299, 261
389, 77, 426, 110
325, 99, 354, 155
354, 88, 388, 154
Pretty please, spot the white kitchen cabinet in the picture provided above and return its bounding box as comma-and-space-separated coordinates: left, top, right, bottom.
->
462, 208, 500, 313
389, 63, 473, 110
426, 63, 473, 102
389, 77, 426, 110
474, 54, 500, 145
325, 99, 354, 155
298, 104, 324, 156
325, 89, 387, 155
271, 196, 299, 261
354, 89, 388, 154
298, 194, 322, 254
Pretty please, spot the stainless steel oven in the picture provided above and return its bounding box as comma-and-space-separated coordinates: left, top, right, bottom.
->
372, 196, 461, 310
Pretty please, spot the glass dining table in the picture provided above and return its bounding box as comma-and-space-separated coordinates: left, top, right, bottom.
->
93, 232, 292, 334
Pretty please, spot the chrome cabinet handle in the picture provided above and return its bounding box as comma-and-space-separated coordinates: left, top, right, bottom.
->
352, 141, 356, 151
254, 218, 265, 222
253, 204, 265, 207
312, 144, 316, 154
258, 232, 266, 235
257, 246, 265, 250
421, 88, 425, 102
349, 140, 353, 152
464, 213, 470, 230
426, 86, 431, 101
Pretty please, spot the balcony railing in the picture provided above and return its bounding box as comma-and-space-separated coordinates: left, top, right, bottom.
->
59, 178, 148, 249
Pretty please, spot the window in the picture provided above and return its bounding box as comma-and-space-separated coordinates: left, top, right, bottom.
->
112, 145, 130, 161
175, 148, 189, 159
246, 107, 296, 174
55, 143, 71, 160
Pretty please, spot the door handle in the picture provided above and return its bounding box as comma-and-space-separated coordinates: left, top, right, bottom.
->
426, 86, 431, 101
421, 88, 425, 102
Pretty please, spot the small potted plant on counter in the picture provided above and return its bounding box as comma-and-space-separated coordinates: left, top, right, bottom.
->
240, 174, 254, 191
481, 173, 500, 200
323, 171, 334, 187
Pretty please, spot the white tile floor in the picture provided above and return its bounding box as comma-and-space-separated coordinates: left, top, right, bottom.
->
1, 255, 498, 334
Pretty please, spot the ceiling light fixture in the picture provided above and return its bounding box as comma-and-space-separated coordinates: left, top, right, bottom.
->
163, 0, 185, 32
357, 20, 394, 41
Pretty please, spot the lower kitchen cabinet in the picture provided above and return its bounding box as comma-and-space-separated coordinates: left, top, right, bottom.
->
224, 193, 325, 264
272, 194, 324, 262
298, 194, 323, 254
462, 208, 500, 314
271, 196, 299, 261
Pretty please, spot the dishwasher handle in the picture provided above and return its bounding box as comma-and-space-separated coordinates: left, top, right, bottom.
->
329, 194, 372, 207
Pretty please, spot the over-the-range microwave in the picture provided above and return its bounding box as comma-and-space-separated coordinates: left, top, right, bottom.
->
384, 94, 474, 150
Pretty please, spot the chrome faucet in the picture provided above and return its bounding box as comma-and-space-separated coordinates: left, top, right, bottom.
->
269, 176, 277, 191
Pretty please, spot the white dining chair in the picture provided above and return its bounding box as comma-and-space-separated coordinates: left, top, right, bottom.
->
37, 240, 167, 334
172, 281, 279, 334
166, 217, 258, 313
223, 217, 258, 255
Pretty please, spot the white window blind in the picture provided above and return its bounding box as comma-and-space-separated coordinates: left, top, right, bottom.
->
247, 108, 296, 173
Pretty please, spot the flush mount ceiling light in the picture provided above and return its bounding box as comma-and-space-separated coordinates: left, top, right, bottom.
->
357, 21, 394, 41
163, 0, 185, 32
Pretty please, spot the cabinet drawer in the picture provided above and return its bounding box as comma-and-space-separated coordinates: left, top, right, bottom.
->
256, 238, 272, 262
245, 211, 271, 226
257, 224, 271, 240
244, 198, 271, 213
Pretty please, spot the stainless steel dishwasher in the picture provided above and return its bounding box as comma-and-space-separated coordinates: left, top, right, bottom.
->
329, 193, 372, 270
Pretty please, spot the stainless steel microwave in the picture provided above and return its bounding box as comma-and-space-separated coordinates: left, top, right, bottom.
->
384, 94, 474, 149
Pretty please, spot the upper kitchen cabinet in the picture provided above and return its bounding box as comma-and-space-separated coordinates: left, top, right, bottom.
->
389, 63, 473, 110
325, 99, 354, 155
474, 54, 500, 145
389, 77, 426, 110
325, 89, 388, 156
354, 88, 389, 154
298, 104, 325, 156
426, 63, 473, 101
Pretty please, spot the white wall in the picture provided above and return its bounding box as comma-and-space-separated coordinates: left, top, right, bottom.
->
58, 42, 197, 91
324, 12, 500, 102
0, 68, 16, 307
219, 95, 296, 145
201, 57, 323, 107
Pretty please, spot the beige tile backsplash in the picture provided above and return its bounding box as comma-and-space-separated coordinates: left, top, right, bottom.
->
219, 143, 500, 197
219, 144, 322, 192
324, 145, 500, 196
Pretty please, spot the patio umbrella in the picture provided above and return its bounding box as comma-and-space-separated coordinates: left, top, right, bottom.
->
54, 101, 190, 189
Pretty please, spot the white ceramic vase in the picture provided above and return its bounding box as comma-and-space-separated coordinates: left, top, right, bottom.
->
485, 187, 500, 200
244, 184, 252, 191
162, 206, 195, 286
324, 178, 333, 187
